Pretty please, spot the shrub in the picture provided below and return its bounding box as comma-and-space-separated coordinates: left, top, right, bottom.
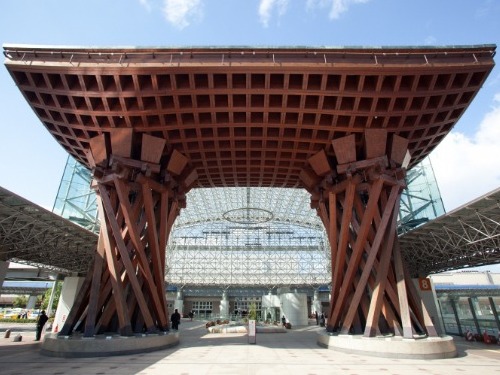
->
0, 318, 37, 323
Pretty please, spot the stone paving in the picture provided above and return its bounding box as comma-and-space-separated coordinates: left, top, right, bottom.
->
0, 320, 499, 375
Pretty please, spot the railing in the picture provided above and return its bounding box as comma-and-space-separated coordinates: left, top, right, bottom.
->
4, 45, 495, 66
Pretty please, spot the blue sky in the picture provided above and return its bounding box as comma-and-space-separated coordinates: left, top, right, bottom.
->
1, 1, 499, 221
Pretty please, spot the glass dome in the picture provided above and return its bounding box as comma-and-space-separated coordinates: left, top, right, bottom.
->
166, 187, 331, 287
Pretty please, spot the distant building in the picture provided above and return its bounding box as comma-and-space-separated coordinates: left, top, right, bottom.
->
431, 271, 500, 336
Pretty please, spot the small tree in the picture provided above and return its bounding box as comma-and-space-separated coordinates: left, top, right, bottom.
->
248, 302, 257, 321
13, 295, 28, 308
41, 281, 62, 313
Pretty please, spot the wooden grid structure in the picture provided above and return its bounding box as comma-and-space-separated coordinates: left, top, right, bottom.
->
3, 45, 495, 337
4, 45, 495, 188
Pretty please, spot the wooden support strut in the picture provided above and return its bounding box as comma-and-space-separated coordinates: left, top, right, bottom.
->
330, 178, 384, 329
96, 189, 134, 336
59, 131, 193, 337
329, 178, 357, 326
113, 177, 168, 329
317, 131, 437, 338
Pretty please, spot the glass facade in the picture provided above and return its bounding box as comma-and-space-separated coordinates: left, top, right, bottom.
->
53, 155, 445, 287
53, 157, 99, 233
398, 157, 445, 234
191, 301, 213, 316
437, 291, 500, 337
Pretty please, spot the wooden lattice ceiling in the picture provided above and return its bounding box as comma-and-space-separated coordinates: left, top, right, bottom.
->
4, 45, 496, 188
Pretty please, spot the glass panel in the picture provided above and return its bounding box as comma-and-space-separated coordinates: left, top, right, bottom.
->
438, 298, 461, 335
53, 156, 99, 233
475, 297, 499, 336
398, 156, 445, 234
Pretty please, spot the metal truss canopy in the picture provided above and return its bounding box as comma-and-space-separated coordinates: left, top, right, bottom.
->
400, 187, 500, 276
0, 186, 96, 274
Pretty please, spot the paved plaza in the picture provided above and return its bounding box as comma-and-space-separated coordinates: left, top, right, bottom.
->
0, 320, 499, 375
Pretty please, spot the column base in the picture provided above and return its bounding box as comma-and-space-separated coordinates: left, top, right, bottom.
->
40, 331, 179, 358
317, 332, 456, 359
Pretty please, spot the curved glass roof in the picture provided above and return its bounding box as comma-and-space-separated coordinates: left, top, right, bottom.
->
174, 187, 323, 229
167, 187, 331, 287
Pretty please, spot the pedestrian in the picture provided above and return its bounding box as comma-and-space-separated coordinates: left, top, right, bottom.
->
35, 310, 48, 341
188, 311, 194, 321
315, 311, 319, 325
281, 315, 286, 326
320, 313, 325, 327
171, 308, 181, 330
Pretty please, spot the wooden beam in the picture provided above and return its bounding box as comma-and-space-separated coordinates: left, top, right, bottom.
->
110, 154, 161, 173
335, 182, 403, 335
393, 238, 413, 338
362, 187, 400, 336
96, 190, 133, 336
141, 134, 165, 164
166, 199, 179, 235
322, 174, 363, 198
299, 168, 320, 190
337, 155, 388, 175
329, 178, 356, 328
89, 133, 109, 167
113, 177, 167, 328
167, 149, 189, 176
329, 192, 338, 270
83, 229, 106, 337
332, 134, 357, 164
98, 183, 156, 332
364, 129, 387, 159
110, 128, 133, 158
308, 149, 332, 176
181, 167, 198, 191
141, 181, 169, 325
136, 173, 169, 193
389, 134, 409, 166
331, 178, 384, 329
159, 191, 169, 272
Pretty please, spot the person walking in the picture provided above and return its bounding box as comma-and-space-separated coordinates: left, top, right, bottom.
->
171, 308, 181, 330
35, 310, 48, 341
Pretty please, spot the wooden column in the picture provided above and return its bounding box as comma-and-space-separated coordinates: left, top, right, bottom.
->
304, 130, 437, 338
59, 131, 195, 336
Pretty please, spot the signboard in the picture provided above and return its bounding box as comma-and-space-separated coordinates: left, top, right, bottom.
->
248, 319, 256, 344
418, 277, 432, 291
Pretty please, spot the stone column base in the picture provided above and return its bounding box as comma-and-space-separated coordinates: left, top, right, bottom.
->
317, 332, 456, 359
40, 332, 179, 358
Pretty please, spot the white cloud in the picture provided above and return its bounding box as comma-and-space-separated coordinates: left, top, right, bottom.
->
430, 95, 500, 212
139, 0, 152, 12
259, 0, 289, 28
163, 0, 203, 30
307, 0, 370, 20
